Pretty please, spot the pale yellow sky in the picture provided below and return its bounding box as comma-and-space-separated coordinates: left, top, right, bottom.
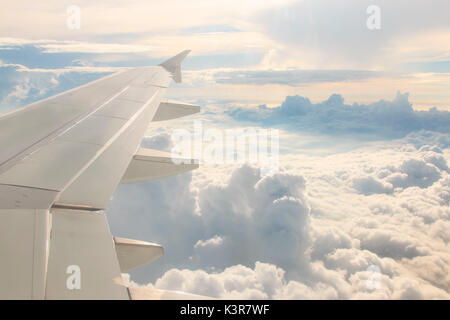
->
0, 0, 449, 110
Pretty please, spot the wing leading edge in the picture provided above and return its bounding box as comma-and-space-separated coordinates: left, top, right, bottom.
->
0, 51, 199, 299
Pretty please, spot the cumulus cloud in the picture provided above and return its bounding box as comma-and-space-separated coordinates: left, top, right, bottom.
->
124, 252, 448, 299
353, 176, 393, 195
352, 152, 447, 195
197, 166, 311, 276
194, 235, 224, 249
227, 92, 450, 138
387, 158, 442, 189
110, 129, 449, 299
356, 230, 430, 259
108, 160, 311, 281
124, 262, 339, 299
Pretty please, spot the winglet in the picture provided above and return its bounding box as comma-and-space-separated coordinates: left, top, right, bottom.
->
159, 50, 190, 83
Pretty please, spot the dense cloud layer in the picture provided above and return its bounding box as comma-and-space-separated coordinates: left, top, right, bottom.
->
108, 160, 311, 282
111, 130, 449, 299
227, 92, 450, 138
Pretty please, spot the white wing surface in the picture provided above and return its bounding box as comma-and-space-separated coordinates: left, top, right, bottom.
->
0, 50, 198, 299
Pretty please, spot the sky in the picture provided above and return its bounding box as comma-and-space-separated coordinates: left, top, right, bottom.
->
0, 0, 449, 299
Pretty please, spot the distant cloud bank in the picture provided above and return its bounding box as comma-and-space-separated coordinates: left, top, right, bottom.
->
227, 92, 450, 138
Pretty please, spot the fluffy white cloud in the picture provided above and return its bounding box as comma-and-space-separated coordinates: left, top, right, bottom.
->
194, 235, 224, 249
124, 262, 339, 299
353, 176, 393, 195
111, 129, 449, 299
108, 156, 311, 280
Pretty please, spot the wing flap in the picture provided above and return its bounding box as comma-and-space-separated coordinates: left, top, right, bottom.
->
120, 147, 198, 184
46, 209, 129, 300
0, 209, 49, 299
153, 100, 200, 121
114, 237, 163, 272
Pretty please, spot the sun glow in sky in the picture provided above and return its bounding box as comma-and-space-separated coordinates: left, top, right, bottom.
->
1, 0, 450, 111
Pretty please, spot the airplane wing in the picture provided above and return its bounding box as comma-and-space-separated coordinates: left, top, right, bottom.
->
0, 50, 200, 299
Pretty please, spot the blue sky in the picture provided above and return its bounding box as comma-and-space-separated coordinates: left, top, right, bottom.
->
1, 0, 449, 299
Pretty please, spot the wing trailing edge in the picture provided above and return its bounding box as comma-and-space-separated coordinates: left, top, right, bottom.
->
153, 100, 200, 122
120, 148, 198, 184
114, 237, 163, 272
46, 210, 129, 299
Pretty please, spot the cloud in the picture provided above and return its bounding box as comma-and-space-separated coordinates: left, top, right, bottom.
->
386, 158, 442, 188
108, 162, 311, 280
125, 261, 339, 299
215, 69, 384, 86
309, 227, 354, 261
0, 1, 448, 300
356, 230, 430, 259
352, 153, 447, 195
0, 60, 112, 113
227, 92, 450, 138
194, 235, 224, 249
179, 24, 242, 36
1, 51, 447, 298
109, 129, 450, 299
253, 0, 450, 68
0, 0, 294, 39
124, 250, 448, 299
403, 131, 450, 150
353, 176, 393, 195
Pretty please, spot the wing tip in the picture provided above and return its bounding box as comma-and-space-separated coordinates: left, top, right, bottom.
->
159, 50, 191, 83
